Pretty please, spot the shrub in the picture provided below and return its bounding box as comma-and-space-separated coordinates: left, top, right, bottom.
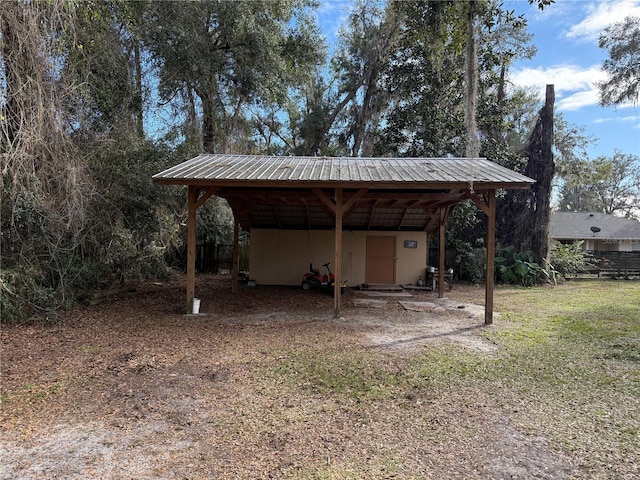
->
1, 140, 184, 323
495, 246, 551, 286
549, 241, 595, 276
453, 241, 486, 284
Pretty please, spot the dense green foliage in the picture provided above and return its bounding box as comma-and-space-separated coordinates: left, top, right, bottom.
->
494, 245, 551, 286
597, 15, 640, 106
557, 150, 640, 218
1, 1, 185, 321
549, 241, 595, 277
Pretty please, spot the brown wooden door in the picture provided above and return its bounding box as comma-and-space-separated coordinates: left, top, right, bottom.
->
366, 236, 396, 284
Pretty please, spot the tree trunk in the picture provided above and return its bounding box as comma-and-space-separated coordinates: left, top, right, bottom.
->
464, 1, 480, 159
184, 85, 199, 145
134, 41, 144, 138
498, 85, 555, 265
201, 95, 216, 153
523, 84, 555, 266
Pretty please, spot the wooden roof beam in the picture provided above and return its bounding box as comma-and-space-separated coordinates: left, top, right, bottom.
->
218, 188, 466, 205
465, 190, 490, 216
312, 188, 337, 215
343, 188, 369, 213
367, 200, 379, 229
195, 187, 218, 210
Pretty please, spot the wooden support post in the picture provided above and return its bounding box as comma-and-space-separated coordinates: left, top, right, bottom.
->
334, 188, 343, 318
232, 218, 240, 294
438, 208, 446, 298
186, 185, 198, 314
485, 190, 496, 325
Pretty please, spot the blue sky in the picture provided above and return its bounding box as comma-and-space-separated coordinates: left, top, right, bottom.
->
316, 0, 640, 160
505, 0, 640, 159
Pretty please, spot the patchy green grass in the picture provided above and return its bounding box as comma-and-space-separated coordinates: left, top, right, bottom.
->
274, 281, 640, 478
487, 282, 640, 475
1, 380, 69, 404
274, 346, 408, 402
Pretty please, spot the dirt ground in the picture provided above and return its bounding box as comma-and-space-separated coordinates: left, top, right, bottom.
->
1, 275, 577, 479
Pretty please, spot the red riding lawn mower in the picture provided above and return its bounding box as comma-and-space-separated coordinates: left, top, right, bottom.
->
301, 263, 335, 292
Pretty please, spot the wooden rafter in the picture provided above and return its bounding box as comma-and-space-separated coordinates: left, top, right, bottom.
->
343, 188, 369, 213
398, 200, 422, 229
195, 187, 218, 210
219, 188, 465, 205
311, 188, 337, 214
465, 190, 490, 216
219, 187, 471, 233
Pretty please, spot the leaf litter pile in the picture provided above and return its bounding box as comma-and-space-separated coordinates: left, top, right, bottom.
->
1, 275, 637, 479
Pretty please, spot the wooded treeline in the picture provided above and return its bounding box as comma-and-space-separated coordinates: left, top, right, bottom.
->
1, 0, 637, 321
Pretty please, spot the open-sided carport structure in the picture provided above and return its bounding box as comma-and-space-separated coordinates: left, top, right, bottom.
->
153, 154, 534, 324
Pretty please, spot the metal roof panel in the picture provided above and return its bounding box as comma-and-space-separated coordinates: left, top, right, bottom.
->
153, 154, 535, 186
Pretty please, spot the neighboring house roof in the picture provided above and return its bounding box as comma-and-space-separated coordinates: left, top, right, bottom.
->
154, 154, 534, 232
549, 212, 640, 241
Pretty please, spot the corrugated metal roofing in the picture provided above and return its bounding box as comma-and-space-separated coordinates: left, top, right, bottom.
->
153, 154, 534, 186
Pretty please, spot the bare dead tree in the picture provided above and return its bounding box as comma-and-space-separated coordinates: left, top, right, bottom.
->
498, 85, 555, 266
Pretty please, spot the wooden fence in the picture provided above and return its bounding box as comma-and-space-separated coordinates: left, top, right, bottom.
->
590, 251, 640, 278
196, 243, 249, 273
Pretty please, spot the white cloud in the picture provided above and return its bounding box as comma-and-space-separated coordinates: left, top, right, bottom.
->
558, 90, 599, 111
316, 0, 351, 45
566, 0, 640, 41
317, 0, 349, 15
509, 64, 607, 110
594, 114, 640, 123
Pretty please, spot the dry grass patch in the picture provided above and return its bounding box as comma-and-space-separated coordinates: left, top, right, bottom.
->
1, 276, 638, 479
